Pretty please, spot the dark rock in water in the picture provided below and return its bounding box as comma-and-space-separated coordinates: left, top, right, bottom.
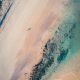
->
0, 0, 2, 7
0, 0, 13, 27
57, 49, 68, 63
29, 38, 55, 80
